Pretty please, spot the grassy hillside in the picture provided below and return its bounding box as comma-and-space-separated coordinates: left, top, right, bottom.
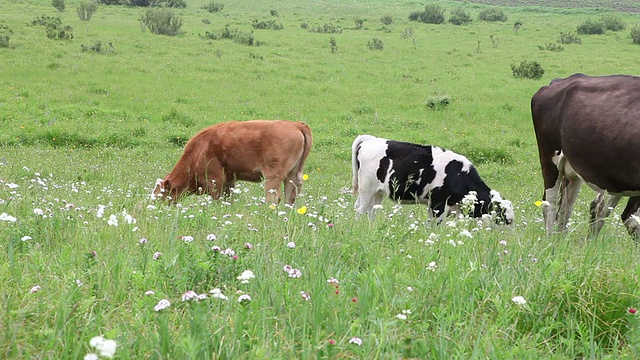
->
1, 0, 640, 358
458, 0, 640, 13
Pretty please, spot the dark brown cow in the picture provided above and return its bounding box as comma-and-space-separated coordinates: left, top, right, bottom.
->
154, 120, 312, 204
532, 73, 640, 238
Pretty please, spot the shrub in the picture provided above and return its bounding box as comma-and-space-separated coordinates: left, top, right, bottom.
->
354, 17, 364, 29
576, 19, 605, 35
601, 14, 625, 31
330, 37, 337, 53
139, 7, 182, 36
631, 24, 640, 44
513, 20, 523, 33
28, 14, 61, 27
77, 1, 98, 21
81, 40, 113, 53
425, 94, 452, 109
155, 0, 187, 8
203, 2, 223, 13
538, 43, 564, 52
0, 23, 14, 48
97, 0, 124, 4
308, 23, 342, 34
52, 0, 65, 12
511, 60, 544, 80
367, 38, 383, 50
380, 15, 393, 26
408, 11, 421, 22
420, 4, 445, 24
449, 7, 472, 26
46, 23, 73, 40
478, 8, 507, 22
558, 32, 581, 44
270, 9, 279, 17
199, 26, 255, 46
252, 19, 283, 30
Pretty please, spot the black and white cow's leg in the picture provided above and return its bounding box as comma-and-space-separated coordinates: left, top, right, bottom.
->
589, 192, 622, 238
354, 190, 382, 219
621, 197, 640, 239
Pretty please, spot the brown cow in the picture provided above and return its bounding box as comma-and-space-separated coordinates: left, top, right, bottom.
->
154, 120, 312, 204
532, 73, 640, 238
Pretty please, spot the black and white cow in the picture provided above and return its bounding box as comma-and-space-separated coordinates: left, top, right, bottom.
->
351, 135, 514, 223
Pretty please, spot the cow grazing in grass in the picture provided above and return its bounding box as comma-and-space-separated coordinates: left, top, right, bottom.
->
351, 135, 514, 224
532, 73, 640, 238
154, 120, 312, 204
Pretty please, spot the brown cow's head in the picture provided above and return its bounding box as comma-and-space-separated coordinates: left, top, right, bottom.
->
152, 177, 178, 202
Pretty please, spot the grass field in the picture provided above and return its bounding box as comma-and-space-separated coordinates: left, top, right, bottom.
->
2, 0, 640, 358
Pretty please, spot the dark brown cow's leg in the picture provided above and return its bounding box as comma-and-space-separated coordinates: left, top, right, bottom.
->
589, 192, 622, 238
621, 197, 640, 239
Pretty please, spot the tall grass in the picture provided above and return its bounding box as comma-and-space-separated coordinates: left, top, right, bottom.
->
1, 0, 640, 358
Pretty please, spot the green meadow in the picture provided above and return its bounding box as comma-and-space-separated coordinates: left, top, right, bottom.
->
2, 0, 640, 358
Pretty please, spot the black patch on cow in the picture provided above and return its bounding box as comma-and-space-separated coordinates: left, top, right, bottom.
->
380, 141, 437, 202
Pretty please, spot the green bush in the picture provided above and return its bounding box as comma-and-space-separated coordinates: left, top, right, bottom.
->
81, 40, 113, 53
367, 38, 383, 50
354, 17, 364, 29
251, 19, 283, 30
558, 32, 581, 44
601, 14, 625, 31
28, 14, 61, 27
139, 7, 182, 36
380, 15, 393, 26
270, 9, 279, 17
478, 8, 507, 22
46, 23, 73, 40
199, 26, 255, 46
77, 1, 98, 21
0, 23, 14, 48
203, 2, 223, 13
425, 94, 451, 109
308, 23, 342, 34
631, 24, 640, 44
449, 7, 472, 26
511, 60, 544, 80
420, 4, 445, 24
155, 0, 187, 8
577, 19, 606, 35
538, 43, 564, 52
52, 0, 65, 12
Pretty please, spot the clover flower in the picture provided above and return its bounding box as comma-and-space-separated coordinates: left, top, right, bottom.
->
154, 299, 171, 311
300, 291, 311, 301
0, 213, 17, 222
153, 252, 162, 260
210, 288, 229, 300
89, 336, 117, 358
238, 294, 252, 303
30, 285, 41, 294
348, 337, 363, 346
237, 270, 256, 284
512, 296, 527, 305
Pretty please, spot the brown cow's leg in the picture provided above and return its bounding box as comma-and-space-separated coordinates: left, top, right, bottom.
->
621, 197, 640, 239
589, 192, 622, 238
263, 176, 283, 204
204, 159, 225, 200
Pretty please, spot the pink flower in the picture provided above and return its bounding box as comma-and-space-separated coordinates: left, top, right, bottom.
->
181, 291, 198, 301
154, 299, 171, 311
153, 252, 162, 260
244, 242, 253, 249
629, 308, 637, 314
327, 223, 334, 228
328, 339, 336, 345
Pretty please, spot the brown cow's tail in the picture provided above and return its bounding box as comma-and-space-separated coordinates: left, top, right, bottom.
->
296, 122, 313, 182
